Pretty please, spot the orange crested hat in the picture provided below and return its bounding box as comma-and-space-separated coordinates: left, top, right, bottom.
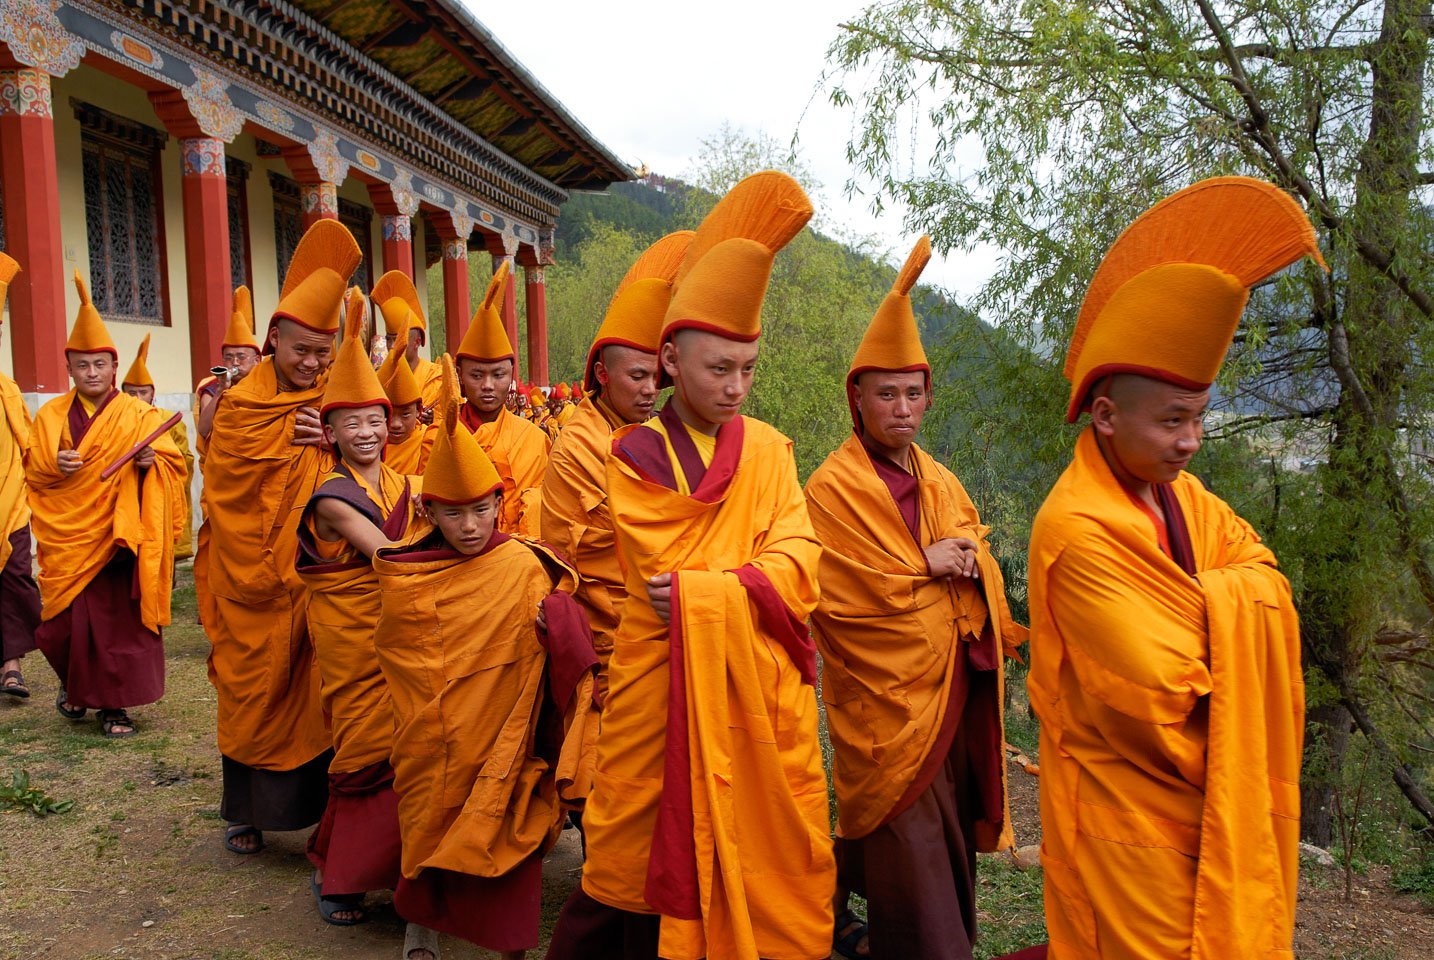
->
527, 385, 544, 405
422, 354, 503, 505
268, 219, 362, 349
455, 260, 513, 364
320, 287, 390, 421
0, 252, 18, 323
67, 269, 117, 359
224, 286, 261, 353
122, 333, 155, 388
376, 316, 424, 408
660, 171, 812, 385
372, 269, 427, 342
847, 236, 933, 433
584, 230, 695, 394
1065, 176, 1324, 423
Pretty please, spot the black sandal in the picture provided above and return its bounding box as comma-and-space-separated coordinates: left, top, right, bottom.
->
97, 709, 137, 738
55, 687, 85, 719
834, 908, 870, 959
224, 822, 264, 855
311, 870, 367, 926
1, 669, 28, 699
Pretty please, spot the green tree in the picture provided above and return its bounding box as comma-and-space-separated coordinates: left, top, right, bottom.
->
824, 0, 1434, 844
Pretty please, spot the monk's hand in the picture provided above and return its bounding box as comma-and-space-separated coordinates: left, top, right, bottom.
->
419, 403, 435, 426
925, 538, 976, 578
135, 445, 156, 470
293, 407, 324, 446
647, 572, 673, 625
536, 601, 548, 634
57, 449, 83, 476
952, 537, 980, 578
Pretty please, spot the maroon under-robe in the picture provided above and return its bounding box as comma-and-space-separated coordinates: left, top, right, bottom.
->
306, 759, 404, 896
0, 526, 41, 663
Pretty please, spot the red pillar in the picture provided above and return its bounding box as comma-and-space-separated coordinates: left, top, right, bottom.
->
0, 68, 67, 392
300, 182, 339, 230
493, 253, 518, 352
524, 266, 548, 387
380, 215, 413, 280
178, 139, 232, 386
441, 238, 471, 351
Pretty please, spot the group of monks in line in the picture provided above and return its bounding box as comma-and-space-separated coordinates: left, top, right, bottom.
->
0, 171, 1313, 960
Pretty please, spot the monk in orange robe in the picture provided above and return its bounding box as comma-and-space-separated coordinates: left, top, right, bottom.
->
374, 357, 598, 959
120, 335, 196, 561
540, 230, 692, 700
452, 261, 550, 537
205, 220, 361, 855
0, 254, 42, 701
29, 271, 185, 738
376, 315, 434, 475
376, 269, 442, 411
807, 237, 1025, 960
548, 171, 835, 960
1031, 178, 1315, 960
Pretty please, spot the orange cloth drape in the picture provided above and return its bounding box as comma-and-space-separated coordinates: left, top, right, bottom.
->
457, 405, 549, 537
204, 359, 331, 771
1029, 427, 1303, 960
170, 419, 195, 560
581, 416, 834, 960
384, 424, 434, 475
805, 434, 1023, 843
26, 391, 184, 630
0, 374, 32, 566
412, 357, 442, 411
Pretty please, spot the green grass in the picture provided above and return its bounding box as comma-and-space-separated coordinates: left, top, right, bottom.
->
975, 856, 1046, 958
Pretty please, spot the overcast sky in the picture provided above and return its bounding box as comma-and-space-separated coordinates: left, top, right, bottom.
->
466, 0, 998, 300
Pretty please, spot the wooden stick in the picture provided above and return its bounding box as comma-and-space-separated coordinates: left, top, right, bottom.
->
100, 411, 183, 480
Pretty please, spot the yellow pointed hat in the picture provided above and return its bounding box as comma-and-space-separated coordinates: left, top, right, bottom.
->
122, 333, 155, 388
377, 316, 424, 408
0, 252, 18, 322
320, 287, 390, 420
1065, 176, 1324, 422
223, 286, 261, 353
372, 269, 427, 343
422, 354, 503, 504
584, 230, 695, 393
846, 236, 933, 432
268, 219, 362, 349
661, 171, 812, 360
67, 269, 118, 359
455, 260, 513, 364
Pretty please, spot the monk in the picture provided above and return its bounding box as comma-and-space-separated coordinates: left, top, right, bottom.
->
195, 286, 264, 447
542, 382, 574, 439
548, 171, 835, 960
28, 271, 185, 737
806, 236, 1024, 960
452, 261, 550, 537
375, 269, 442, 410
205, 220, 361, 856
374, 357, 598, 959
121, 335, 196, 561
0, 254, 41, 701
375, 320, 434, 475
1030, 178, 1314, 959
540, 230, 692, 698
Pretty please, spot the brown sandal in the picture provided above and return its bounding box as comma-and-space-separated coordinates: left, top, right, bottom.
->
1, 670, 28, 699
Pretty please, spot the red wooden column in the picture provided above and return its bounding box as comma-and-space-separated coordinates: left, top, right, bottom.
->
435, 211, 475, 351
524, 266, 548, 387
284, 140, 348, 230
368, 176, 419, 280
0, 66, 67, 392
151, 91, 240, 386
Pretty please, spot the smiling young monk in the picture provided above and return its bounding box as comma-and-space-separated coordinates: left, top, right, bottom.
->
374, 357, 599, 960
374, 269, 442, 411
1030, 178, 1317, 960
540, 230, 693, 700
0, 254, 41, 703
121, 335, 195, 561
453, 261, 550, 537
547, 171, 835, 960
205, 220, 361, 856
805, 236, 1025, 960
376, 314, 434, 475
29, 271, 186, 738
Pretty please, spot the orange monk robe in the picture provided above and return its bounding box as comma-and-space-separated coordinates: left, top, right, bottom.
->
456, 404, 549, 537
384, 424, 434, 475
411, 356, 441, 411
168, 418, 195, 560
539, 396, 630, 696
191, 376, 220, 626
373, 528, 599, 951
1029, 427, 1303, 960
0, 370, 39, 665
581, 406, 835, 960
204, 358, 333, 819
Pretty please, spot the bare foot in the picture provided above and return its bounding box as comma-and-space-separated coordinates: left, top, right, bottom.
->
314, 870, 365, 923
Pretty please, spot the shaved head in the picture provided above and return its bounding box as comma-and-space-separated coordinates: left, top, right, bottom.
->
1090, 374, 1208, 486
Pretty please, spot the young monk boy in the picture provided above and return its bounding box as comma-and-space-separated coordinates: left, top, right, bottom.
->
540, 230, 692, 698
374, 269, 442, 410
373, 356, 599, 960
375, 316, 434, 475
121, 335, 196, 561
1030, 177, 1315, 959
805, 236, 1025, 960
547, 171, 835, 960
0, 254, 42, 701
452, 261, 549, 536
205, 220, 361, 855
28, 271, 186, 737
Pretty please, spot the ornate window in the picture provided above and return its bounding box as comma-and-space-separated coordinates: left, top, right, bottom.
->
227, 157, 253, 291
337, 196, 373, 291
270, 173, 372, 291
72, 99, 170, 326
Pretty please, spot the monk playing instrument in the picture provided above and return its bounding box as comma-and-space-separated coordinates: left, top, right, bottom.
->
121, 335, 196, 561
195, 286, 264, 447
205, 220, 361, 856
375, 315, 434, 475
0, 254, 42, 701
1030, 177, 1315, 959
540, 230, 693, 699
805, 236, 1024, 960
29, 271, 186, 738
452, 261, 550, 537
548, 171, 835, 960
375, 269, 442, 411
374, 357, 599, 959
